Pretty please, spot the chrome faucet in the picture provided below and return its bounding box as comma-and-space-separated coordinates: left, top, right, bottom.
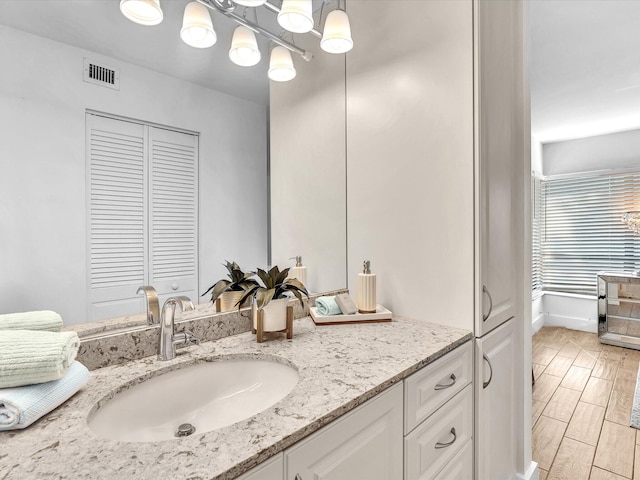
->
137, 285, 160, 326
158, 296, 199, 361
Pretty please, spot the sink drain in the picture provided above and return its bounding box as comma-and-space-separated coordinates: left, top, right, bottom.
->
175, 423, 196, 437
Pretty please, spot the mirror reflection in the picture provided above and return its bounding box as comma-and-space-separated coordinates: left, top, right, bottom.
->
0, 0, 347, 326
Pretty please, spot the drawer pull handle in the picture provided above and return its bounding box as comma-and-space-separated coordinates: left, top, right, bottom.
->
482, 285, 493, 322
435, 427, 457, 449
483, 353, 493, 389
295, 475, 302, 480
434, 373, 457, 390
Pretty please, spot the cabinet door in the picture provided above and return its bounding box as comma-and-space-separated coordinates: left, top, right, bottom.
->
476, 0, 518, 336
236, 454, 283, 480
475, 318, 516, 480
285, 383, 403, 480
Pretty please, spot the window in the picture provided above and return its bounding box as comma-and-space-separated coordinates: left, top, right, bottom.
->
531, 174, 544, 296
536, 171, 640, 296
87, 113, 198, 320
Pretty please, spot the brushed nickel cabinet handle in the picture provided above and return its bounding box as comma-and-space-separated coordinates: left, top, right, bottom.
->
435, 427, 457, 449
434, 373, 457, 390
482, 285, 493, 322
483, 353, 493, 389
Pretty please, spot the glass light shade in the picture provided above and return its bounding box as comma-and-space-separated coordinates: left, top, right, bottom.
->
321, 9, 353, 53
623, 211, 640, 234
181, 2, 216, 48
268, 46, 296, 82
229, 26, 261, 67
120, 0, 163, 26
234, 0, 267, 6
278, 0, 314, 33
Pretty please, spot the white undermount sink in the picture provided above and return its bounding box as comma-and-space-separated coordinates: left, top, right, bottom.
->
88, 357, 299, 442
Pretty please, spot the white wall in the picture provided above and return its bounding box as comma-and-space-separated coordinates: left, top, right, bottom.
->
536, 293, 597, 333
543, 128, 640, 176
270, 33, 347, 293
345, 1, 474, 330
0, 25, 268, 325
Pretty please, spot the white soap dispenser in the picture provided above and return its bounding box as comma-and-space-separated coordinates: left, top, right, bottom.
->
356, 260, 377, 313
288, 255, 308, 289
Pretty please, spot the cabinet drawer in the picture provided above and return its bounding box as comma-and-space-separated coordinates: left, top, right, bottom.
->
404, 384, 473, 480
236, 453, 283, 480
404, 341, 472, 433
433, 439, 473, 480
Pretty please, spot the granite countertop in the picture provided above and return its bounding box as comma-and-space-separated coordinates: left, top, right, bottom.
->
0, 316, 472, 480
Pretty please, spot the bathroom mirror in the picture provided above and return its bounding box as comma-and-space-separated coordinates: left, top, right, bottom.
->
0, 0, 347, 327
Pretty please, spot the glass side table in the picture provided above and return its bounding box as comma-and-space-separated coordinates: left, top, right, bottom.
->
598, 271, 640, 350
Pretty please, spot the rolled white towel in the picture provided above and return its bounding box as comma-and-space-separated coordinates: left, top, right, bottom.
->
0, 361, 90, 430
0, 310, 63, 332
0, 330, 80, 388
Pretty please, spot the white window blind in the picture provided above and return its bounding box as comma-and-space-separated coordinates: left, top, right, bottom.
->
541, 172, 640, 295
531, 175, 544, 294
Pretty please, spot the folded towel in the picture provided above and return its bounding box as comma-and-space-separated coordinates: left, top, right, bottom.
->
315, 296, 342, 316
0, 310, 63, 332
0, 361, 89, 431
0, 330, 80, 388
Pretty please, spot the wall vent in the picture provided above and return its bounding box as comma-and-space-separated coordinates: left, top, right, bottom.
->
83, 58, 120, 90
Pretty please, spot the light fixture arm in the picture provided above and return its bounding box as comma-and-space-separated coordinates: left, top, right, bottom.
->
197, 0, 314, 61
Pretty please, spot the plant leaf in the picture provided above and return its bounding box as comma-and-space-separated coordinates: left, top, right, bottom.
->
256, 288, 276, 309
276, 267, 290, 286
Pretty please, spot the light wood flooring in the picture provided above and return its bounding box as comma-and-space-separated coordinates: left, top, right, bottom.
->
533, 326, 640, 479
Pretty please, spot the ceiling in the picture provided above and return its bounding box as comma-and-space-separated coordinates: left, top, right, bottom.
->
0, 0, 321, 105
530, 0, 640, 143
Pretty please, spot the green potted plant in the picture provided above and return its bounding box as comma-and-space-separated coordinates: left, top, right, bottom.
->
238, 265, 309, 332
201, 261, 259, 313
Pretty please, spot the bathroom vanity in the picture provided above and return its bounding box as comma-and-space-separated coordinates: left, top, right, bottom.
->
0, 316, 471, 480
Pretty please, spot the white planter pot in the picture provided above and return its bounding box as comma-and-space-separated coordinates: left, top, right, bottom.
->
218, 291, 246, 312
253, 297, 289, 332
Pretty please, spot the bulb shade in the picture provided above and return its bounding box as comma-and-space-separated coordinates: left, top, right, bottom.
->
181, 2, 216, 48
268, 46, 296, 82
229, 26, 261, 66
120, 0, 163, 26
321, 9, 353, 53
234, 0, 267, 6
278, 0, 314, 33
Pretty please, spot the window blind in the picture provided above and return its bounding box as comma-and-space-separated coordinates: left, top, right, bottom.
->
541, 172, 640, 295
531, 175, 544, 294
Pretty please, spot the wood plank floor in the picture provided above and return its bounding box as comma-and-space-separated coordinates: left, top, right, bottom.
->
533, 326, 640, 480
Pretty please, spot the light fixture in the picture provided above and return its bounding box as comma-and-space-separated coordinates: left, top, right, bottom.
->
181, 2, 217, 48
120, 0, 163, 26
623, 211, 640, 234
234, 0, 267, 6
229, 26, 261, 66
321, 9, 353, 54
269, 46, 296, 82
278, 0, 314, 34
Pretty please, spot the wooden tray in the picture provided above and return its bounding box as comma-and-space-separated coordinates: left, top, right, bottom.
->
310, 305, 393, 325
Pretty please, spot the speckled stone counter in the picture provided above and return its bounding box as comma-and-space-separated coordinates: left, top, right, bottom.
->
0, 316, 472, 480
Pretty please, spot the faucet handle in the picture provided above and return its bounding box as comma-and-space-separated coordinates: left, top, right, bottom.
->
174, 330, 200, 347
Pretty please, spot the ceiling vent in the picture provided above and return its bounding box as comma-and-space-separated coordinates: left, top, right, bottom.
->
83, 58, 120, 90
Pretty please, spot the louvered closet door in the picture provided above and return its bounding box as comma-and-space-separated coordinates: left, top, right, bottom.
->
87, 114, 147, 320
149, 127, 198, 305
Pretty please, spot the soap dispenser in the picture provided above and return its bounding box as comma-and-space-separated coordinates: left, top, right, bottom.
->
289, 256, 308, 289
356, 260, 377, 313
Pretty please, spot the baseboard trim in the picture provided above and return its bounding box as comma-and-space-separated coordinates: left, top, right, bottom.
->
531, 313, 545, 335
515, 461, 539, 480
545, 314, 597, 333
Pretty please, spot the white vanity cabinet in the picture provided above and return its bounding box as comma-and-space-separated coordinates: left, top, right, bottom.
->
404, 343, 474, 480
284, 382, 404, 480
475, 319, 517, 480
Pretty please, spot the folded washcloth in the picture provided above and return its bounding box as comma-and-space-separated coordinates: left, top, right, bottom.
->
0, 330, 80, 388
0, 310, 63, 333
315, 296, 342, 316
0, 361, 89, 431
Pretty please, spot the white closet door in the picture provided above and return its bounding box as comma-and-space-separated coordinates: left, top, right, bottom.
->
149, 127, 198, 304
87, 114, 147, 320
